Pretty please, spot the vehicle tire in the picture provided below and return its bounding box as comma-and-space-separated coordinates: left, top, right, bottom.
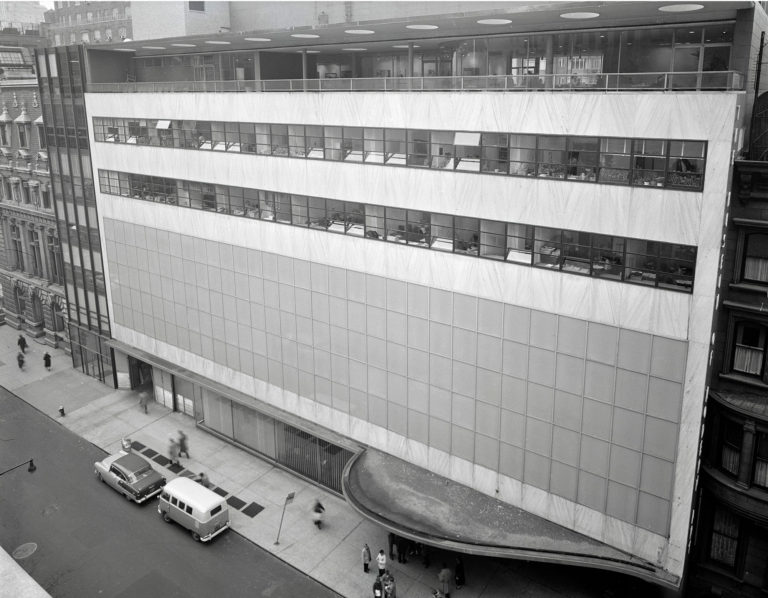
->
162, 512, 171, 523
192, 532, 201, 542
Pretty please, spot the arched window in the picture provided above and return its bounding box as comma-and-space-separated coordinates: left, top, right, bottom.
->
733, 321, 766, 377
743, 232, 768, 283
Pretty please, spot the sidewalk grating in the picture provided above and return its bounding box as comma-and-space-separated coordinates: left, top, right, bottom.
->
226, 496, 246, 510
241, 502, 264, 518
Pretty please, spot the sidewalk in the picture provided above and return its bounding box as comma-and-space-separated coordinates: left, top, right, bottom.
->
0, 325, 645, 598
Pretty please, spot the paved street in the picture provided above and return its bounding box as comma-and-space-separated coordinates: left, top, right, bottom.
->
0, 389, 340, 598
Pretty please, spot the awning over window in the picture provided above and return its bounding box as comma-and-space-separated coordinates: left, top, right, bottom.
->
0, 147, 13, 157
17, 149, 30, 160
454, 131, 481, 146
13, 108, 31, 124
38, 151, 47, 162
0, 108, 11, 123
34, 114, 43, 125
156, 119, 171, 129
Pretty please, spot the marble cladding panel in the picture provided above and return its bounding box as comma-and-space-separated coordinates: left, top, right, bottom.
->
106, 219, 692, 572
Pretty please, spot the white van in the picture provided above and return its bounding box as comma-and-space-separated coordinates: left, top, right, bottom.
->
158, 477, 230, 542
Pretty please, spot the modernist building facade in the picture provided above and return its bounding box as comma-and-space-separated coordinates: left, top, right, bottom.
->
0, 41, 65, 347
35, 1, 768, 593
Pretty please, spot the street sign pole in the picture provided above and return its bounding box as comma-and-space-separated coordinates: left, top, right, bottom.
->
274, 491, 295, 545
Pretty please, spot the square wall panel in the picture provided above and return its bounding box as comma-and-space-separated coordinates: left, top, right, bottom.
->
606, 481, 638, 525
388, 403, 408, 436
452, 361, 477, 398
501, 375, 526, 413
387, 372, 407, 406
608, 445, 642, 487
611, 407, 645, 451
580, 435, 610, 477
311, 263, 329, 294
430, 322, 453, 357
551, 426, 580, 467
368, 394, 388, 428
502, 340, 529, 379
408, 316, 429, 351
429, 417, 452, 453
584, 361, 616, 404
386, 279, 407, 314
526, 382, 554, 421
477, 368, 502, 406
477, 333, 503, 372
366, 274, 387, 308
528, 347, 555, 387
577, 470, 607, 512
387, 342, 407, 376
640, 455, 675, 500
387, 311, 407, 345
530, 311, 557, 350
262, 252, 278, 280
430, 354, 452, 391
525, 418, 553, 457
328, 266, 346, 298
503, 304, 530, 343
453, 294, 477, 331
555, 353, 585, 396
452, 425, 475, 461
478, 298, 504, 337
453, 327, 478, 365
293, 259, 311, 289
408, 409, 429, 444
367, 305, 387, 339
500, 409, 525, 447
350, 388, 367, 419
581, 399, 613, 441
476, 402, 501, 438
408, 379, 429, 414
407, 348, 429, 383
554, 390, 583, 431
430, 288, 453, 324
550, 461, 578, 502
617, 329, 652, 373
650, 337, 688, 382
636, 492, 670, 536
277, 255, 294, 285
524, 451, 551, 491
499, 442, 524, 479
644, 417, 679, 462
407, 283, 429, 318
614, 369, 648, 413
647, 377, 684, 423
347, 270, 366, 303
452, 392, 476, 430
557, 317, 587, 357
475, 434, 500, 470
430, 386, 452, 421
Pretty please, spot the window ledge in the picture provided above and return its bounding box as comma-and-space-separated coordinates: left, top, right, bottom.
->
718, 372, 768, 390
729, 281, 768, 294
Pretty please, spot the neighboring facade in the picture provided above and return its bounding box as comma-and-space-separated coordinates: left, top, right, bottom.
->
0, 1, 47, 32
0, 41, 65, 347
688, 40, 768, 597
43, 1, 131, 47
131, 1, 231, 41
34, 0, 768, 593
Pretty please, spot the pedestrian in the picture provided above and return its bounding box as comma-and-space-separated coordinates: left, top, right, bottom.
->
376, 549, 387, 577
312, 498, 325, 529
372, 576, 383, 598
43, 352, 51, 371
438, 562, 453, 598
17, 334, 27, 354
420, 542, 431, 569
396, 535, 408, 563
362, 543, 372, 573
387, 532, 396, 560
454, 556, 465, 589
138, 391, 149, 414
194, 471, 211, 488
168, 437, 180, 466
17, 351, 24, 370
383, 572, 397, 598
178, 430, 189, 458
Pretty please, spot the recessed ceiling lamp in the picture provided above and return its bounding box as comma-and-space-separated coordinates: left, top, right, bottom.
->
142, 46, 165, 50
244, 37, 271, 42
560, 12, 600, 19
343, 48, 367, 51
392, 44, 420, 49
477, 18, 512, 25
296, 50, 320, 53
406, 24, 438, 30
171, 43, 196, 47
114, 48, 136, 52
345, 29, 375, 35
291, 33, 320, 38
658, 3, 704, 12
205, 40, 231, 45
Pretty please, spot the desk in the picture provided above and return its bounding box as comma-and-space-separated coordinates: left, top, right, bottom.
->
455, 159, 480, 172
431, 237, 454, 252
506, 249, 532, 264
307, 148, 324, 159
347, 223, 365, 236
328, 221, 347, 233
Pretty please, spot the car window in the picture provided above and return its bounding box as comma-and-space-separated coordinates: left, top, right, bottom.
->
211, 505, 222, 516
178, 500, 186, 511
161, 492, 169, 500
185, 505, 193, 515
170, 497, 178, 506
110, 466, 126, 481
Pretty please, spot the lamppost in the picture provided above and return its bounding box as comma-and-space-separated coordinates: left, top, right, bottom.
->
0, 459, 36, 476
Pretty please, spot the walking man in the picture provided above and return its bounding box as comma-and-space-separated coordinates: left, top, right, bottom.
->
362, 543, 372, 573
138, 392, 149, 414
17, 334, 27, 354
376, 549, 387, 577
168, 437, 180, 466
178, 430, 190, 458
438, 563, 453, 598
43, 352, 51, 371
17, 351, 24, 370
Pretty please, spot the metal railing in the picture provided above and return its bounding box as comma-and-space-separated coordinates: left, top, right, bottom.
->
86, 71, 745, 94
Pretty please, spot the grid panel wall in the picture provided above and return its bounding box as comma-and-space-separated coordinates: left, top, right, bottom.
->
104, 218, 687, 537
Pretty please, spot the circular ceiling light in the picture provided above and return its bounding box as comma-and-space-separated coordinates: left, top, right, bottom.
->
205, 40, 231, 45
560, 12, 600, 19
343, 48, 367, 51
345, 29, 374, 35
291, 33, 320, 38
392, 44, 420, 49
406, 24, 438, 30
142, 46, 165, 50
171, 43, 196, 47
244, 37, 271, 42
658, 3, 704, 12
477, 18, 512, 25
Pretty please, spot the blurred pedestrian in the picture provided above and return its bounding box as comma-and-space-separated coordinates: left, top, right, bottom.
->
138, 391, 149, 414
396, 535, 408, 563
178, 430, 189, 458
454, 556, 465, 589
194, 471, 211, 488
43, 352, 51, 371
168, 437, 180, 466
372, 576, 383, 598
17, 351, 24, 370
17, 334, 27, 354
312, 498, 325, 529
376, 549, 387, 576
438, 563, 452, 597
383, 572, 397, 598
362, 543, 372, 573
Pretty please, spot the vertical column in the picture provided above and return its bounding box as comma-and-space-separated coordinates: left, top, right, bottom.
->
301, 49, 308, 92
407, 42, 414, 91
737, 420, 757, 487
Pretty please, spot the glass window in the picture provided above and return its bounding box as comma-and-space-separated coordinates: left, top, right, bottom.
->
591, 235, 624, 280
225, 122, 240, 152
305, 125, 324, 159
288, 124, 306, 157
364, 128, 384, 163
454, 131, 481, 172
455, 217, 479, 255
566, 137, 598, 180
308, 196, 328, 229
211, 122, 226, 151
385, 207, 407, 243
533, 227, 562, 268
258, 190, 275, 220
743, 233, 768, 283
537, 136, 567, 178
430, 214, 454, 251
243, 188, 259, 217
430, 131, 454, 170
271, 124, 288, 156
506, 223, 533, 264
508, 134, 536, 177
754, 432, 768, 489
599, 138, 631, 185
633, 139, 667, 187
345, 202, 365, 236
291, 194, 308, 227
275, 192, 292, 223
343, 127, 363, 162
364, 205, 385, 239
624, 239, 658, 285
240, 123, 257, 153
325, 199, 346, 232
481, 133, 509, 174
479, 220, 506, 259
407, 129, 430, 167
254, 124, 271, 154
667, 140, 704, 189
709, 508, 739, 570
384, 129, 406, 165
657, 244, 695, 290
733, 322, 765, 377
406, 210, 430, 246
324, 126, 342, 161
561, 230, 592, 275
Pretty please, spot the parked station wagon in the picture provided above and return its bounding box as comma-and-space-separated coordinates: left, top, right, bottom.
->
94, 451, 166, 504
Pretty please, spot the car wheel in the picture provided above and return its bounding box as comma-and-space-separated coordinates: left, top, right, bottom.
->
192, 532, 201, 542
162, 512, 171, 523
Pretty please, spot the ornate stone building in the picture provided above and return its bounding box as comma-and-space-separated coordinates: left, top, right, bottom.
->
0, 47, 65, 348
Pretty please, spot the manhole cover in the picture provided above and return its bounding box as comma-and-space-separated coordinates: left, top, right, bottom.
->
12, 542, 37, 560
